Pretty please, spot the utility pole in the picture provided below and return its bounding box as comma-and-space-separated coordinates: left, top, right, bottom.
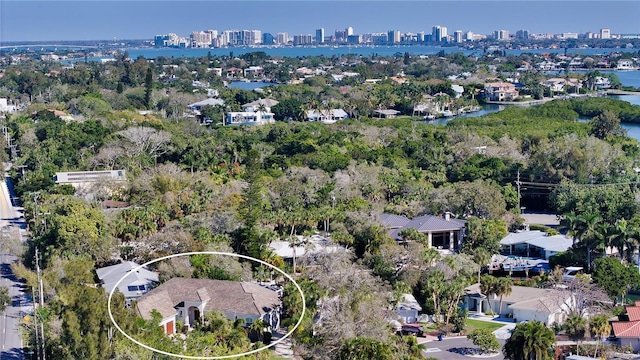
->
35, 249, 45, 360
31, 287, 39, 360
516, 169, 522, 214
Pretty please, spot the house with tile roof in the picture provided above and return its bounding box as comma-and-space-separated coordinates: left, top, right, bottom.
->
135, 278, 282, 335
96, 261, 159, 302
463, 284, 572, 326
611, 301, 640, 352
379, 213, 466, 251
483, 82, 519, 101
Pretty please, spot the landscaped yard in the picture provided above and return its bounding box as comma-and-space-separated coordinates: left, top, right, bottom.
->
465, 319, 505, 333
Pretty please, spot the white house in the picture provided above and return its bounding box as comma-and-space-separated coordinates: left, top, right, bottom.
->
187, 98, 226, 115
394, 294, 422, 324
136, 278, 282, 335
306, 109, 349, 124
95, 261, 159, 302
463, 284, 571, 326
500, 231, 573, 260
0, 98, 17, 114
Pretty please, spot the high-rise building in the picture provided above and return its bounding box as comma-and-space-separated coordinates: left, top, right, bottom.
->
432, 25, 447, 42
262, 33, 275, 45
387, 30, 400, 44
191, 31, 212, 48
465, 31, 474, 41
316, 28, 325, 43
600, 28, 611, 39
276, 32, 288, 45
335, 29, 347, 41
516, 30, 529, 40
417, 31, 425, 42
453, 30, 463, 43
494, 29, 510, 40
346, 26, 354, 36
293, 34, 313, 45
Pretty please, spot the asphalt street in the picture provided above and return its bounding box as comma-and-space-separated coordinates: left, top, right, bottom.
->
0, 176, 26, 360
419, 336, 506, 360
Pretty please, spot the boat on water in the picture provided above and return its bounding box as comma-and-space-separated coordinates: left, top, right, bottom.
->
441, 110, 454, 117
423, 114, 436, 120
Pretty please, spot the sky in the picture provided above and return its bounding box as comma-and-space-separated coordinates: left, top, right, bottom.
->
1, 0, 639, 42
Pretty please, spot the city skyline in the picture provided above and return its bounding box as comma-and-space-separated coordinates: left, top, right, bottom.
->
1, 1, 639, 42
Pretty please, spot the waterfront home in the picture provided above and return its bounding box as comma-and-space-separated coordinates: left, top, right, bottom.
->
483, 82, 519, 101
374, 109, 401, 118
617, 59, 637, 70
241, 98, 279, 112
306, 108, 349, 123
544, 78, 582, 93
135, 278, 282, 335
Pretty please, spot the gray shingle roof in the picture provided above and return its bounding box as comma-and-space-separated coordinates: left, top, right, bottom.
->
379, 213, 411, 228
403, 214, 466, 232
95, 261, 159, 299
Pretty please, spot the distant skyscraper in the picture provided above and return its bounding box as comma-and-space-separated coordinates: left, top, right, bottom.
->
600, 28, 611, 39
432, 25, 447, 42
276, 32, 288, 44
387, 30, 400, 44
453, 30, 463, 43
316, 28, 325, 43
494, 29, 509, 40
293, 34, 313, 45
417, 31, 425, 42
262, 33, 274, 45
516, 30, 529, 40
347, 27, 354, 36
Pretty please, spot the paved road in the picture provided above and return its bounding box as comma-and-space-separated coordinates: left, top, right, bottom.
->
419, 336, 506, 360
0, 177, 26, 360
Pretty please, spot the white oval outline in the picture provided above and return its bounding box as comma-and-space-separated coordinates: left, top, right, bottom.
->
107, 251, 306, 359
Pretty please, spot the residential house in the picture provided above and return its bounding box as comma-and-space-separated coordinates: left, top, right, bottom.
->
96, 261, 159, 302
463, 284, 571, 326
611, 301, 640, 352
0, 98, 17, 114
269, 235, 344, 263
135, 278, 282, 335
617, 59, 636, 70
394, 294, 422, 324
374, 109, 401, 118
225, 98, 278, 126
187, 98, 226, 116
244, 66, 264, 77
379, 213, 466, 251
544, 78, 581, 93
500, 231, 573, 260
54, 170, 126, 195
483, 82, 519, 101
225, 67, 244, 78
306, 109, 349, 124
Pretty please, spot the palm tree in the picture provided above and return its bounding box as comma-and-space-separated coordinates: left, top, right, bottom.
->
480, 275, 497, 315
559, 212, 580, 245
472, 248, 491, 284
610, 219, 639, 261
589, 315, 611, 358
495, 277, 513, 316
564, 314, 587, 355
576, 213, 603, 272
504, 321, 555, 360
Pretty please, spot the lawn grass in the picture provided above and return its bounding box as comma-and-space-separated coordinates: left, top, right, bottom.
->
465, 319, 505, 333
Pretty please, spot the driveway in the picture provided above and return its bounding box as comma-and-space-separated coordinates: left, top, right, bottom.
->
419, 335, 506, 360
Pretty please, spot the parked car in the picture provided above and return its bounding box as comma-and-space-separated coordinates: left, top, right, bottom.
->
400, 324, 424, 337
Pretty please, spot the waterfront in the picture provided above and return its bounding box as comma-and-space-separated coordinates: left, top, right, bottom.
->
53, 45, 640, 63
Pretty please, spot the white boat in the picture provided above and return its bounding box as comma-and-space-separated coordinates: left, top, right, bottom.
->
441, 110, 454, 117
423, 114, 436, 120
